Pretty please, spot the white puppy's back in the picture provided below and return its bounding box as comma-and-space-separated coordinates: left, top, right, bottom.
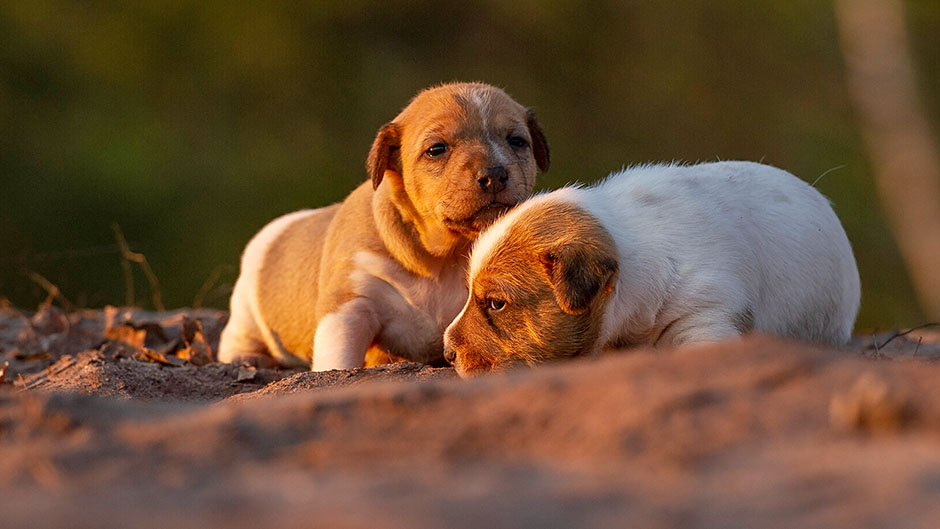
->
573, 161, 860, 346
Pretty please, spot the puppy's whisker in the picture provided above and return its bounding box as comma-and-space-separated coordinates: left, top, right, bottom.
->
812, 164, 846, 187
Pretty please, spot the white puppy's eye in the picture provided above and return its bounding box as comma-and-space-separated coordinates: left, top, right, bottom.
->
508, 136, 528, 148
426, 143, 448, 158
488, 299, 507, 312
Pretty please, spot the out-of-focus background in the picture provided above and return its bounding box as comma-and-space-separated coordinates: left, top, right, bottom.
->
2, 0, 938, 331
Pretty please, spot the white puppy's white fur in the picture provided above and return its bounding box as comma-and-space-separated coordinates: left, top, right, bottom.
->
468, 161, 861, 348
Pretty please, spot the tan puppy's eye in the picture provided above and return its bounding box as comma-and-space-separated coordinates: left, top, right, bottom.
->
488, 299, 507, 312
508, 136, 528, 148
425, 143, 448, 158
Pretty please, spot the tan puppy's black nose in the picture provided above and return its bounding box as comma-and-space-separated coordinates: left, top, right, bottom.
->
443, 347, 457, 365
478, 166, 508, 193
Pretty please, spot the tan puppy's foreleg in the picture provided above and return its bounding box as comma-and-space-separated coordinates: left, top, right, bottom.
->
311, 298, 381, 371
355, 277, 445, 365
347, 253, 449, 364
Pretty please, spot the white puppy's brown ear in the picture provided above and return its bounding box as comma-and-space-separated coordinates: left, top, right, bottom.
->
539, 243, 617, 314
526, 110, 550, 173
367, 122, 402, 189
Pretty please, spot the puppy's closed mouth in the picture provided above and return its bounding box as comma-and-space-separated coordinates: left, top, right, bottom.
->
444, 202, 513, 235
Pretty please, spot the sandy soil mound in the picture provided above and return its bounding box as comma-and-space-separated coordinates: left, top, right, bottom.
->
1, 304, 939, 528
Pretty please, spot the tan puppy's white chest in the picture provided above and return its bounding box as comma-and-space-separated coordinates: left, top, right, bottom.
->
348, 250, 468, 358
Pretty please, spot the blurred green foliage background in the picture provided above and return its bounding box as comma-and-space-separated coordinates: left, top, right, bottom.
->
2, 0, 938, 331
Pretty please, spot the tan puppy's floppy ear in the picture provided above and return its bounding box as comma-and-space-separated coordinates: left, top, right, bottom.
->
367, 122, 403, 189
526, 109, 550, 173
540, 243, 617, 314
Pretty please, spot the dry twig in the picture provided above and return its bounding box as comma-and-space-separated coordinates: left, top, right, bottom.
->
112, 223, 164, 311
192, 264, 235, 309
25, 270, 76, 312
875, 322, 940, 350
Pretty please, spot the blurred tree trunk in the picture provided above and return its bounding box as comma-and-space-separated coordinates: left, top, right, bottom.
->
835, 0, 940, 320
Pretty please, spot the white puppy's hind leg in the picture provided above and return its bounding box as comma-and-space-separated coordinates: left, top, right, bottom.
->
312, 298, 381, 371
659, 312, 744, 347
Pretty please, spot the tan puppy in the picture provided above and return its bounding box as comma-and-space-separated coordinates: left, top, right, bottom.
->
218, 83, 549, 370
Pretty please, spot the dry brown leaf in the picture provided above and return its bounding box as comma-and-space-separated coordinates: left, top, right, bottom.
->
133, 347, 185, 367
181, 316, 201, 344
179, 316, 213, 365
0, 361, 8, 384
13, 350, 50, 362
176, 346, 210, 366
104, 325, 148, 348
104, 306, 171, 350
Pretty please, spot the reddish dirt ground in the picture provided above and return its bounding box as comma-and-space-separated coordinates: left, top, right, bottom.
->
1, 304, 939, 528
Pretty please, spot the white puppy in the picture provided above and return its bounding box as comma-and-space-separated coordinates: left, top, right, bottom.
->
443, 161, 861, 377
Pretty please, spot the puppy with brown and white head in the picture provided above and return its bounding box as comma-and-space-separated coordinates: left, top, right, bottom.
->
444, 161, 861, 377
218, 82, 549, 370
